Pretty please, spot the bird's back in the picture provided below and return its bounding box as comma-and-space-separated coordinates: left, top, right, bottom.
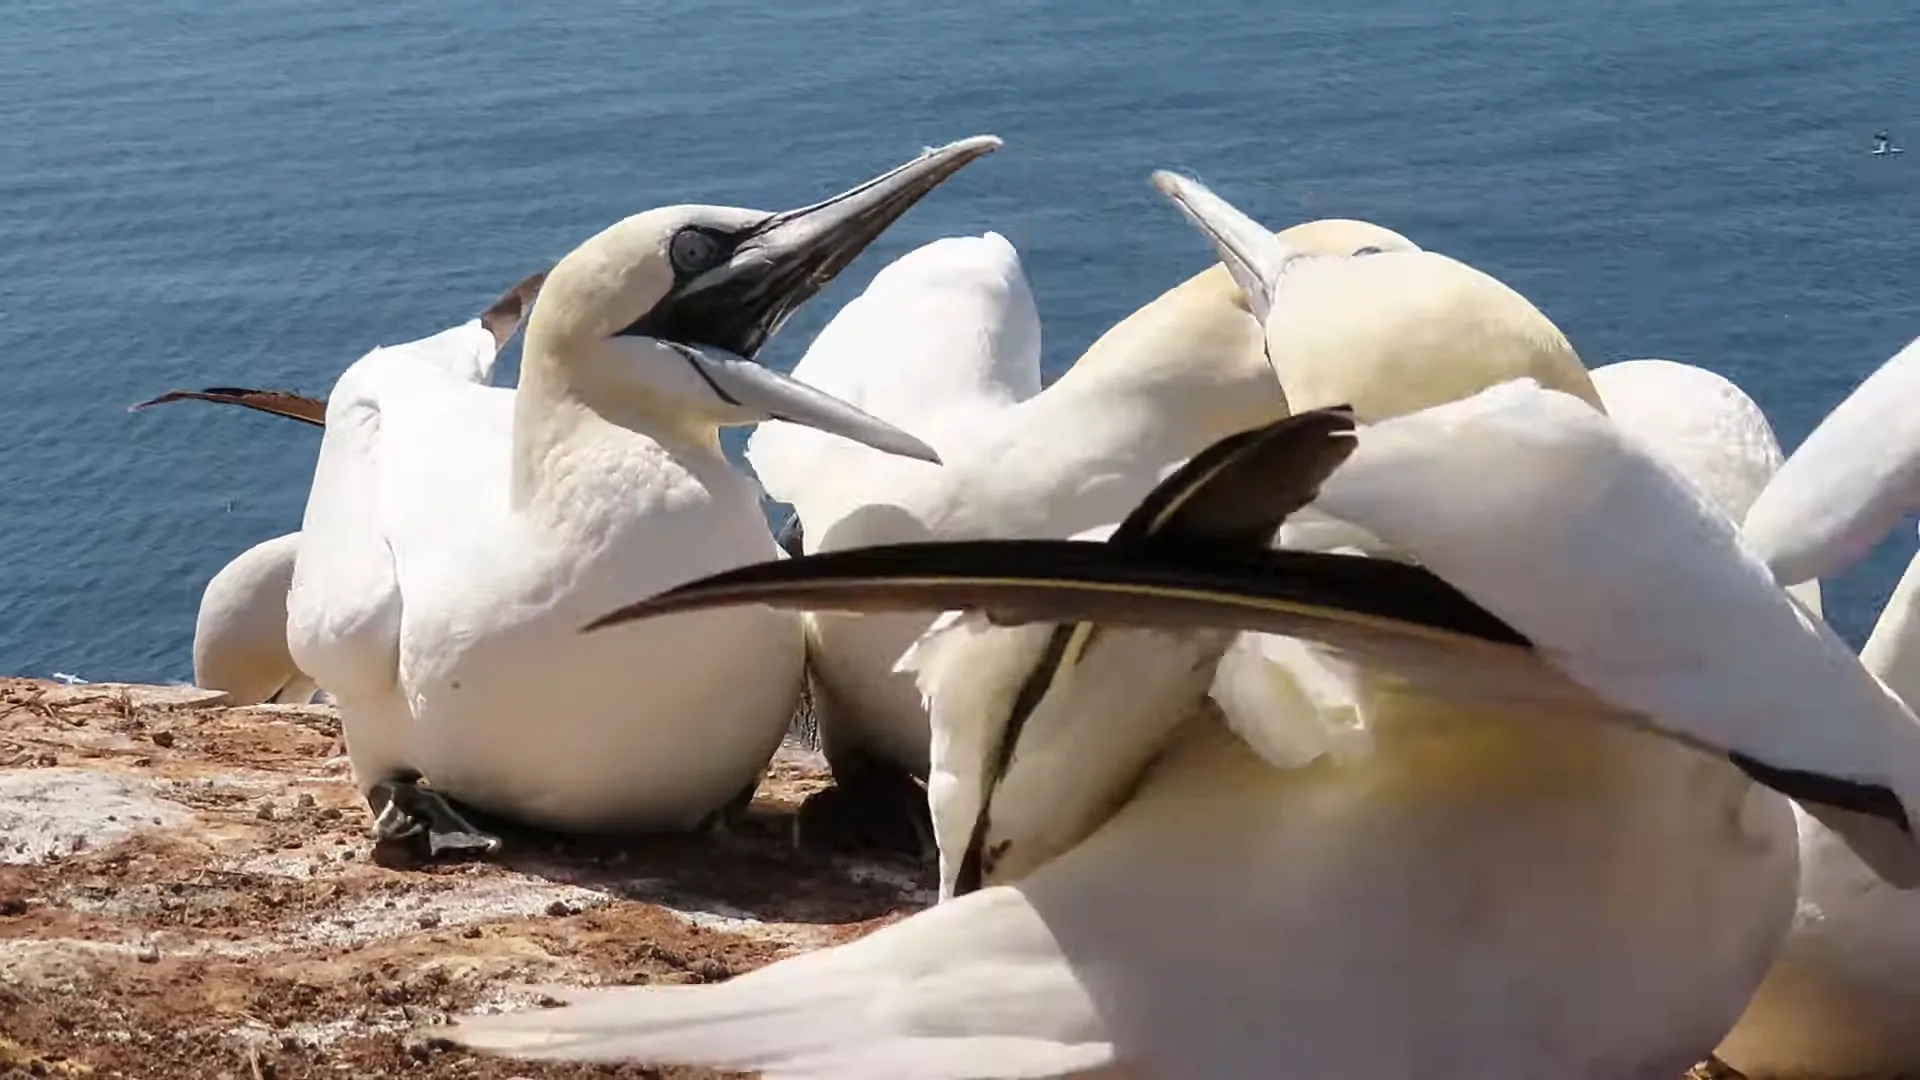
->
194, 531, 306, 704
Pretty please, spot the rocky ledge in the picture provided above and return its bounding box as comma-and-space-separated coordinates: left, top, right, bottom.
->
0, 678, 931, 1079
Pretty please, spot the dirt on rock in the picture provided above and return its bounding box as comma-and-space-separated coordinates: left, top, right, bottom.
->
0, 677, 932, 1079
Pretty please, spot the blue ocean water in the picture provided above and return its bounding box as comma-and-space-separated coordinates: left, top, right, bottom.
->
1, 1, 1916, 682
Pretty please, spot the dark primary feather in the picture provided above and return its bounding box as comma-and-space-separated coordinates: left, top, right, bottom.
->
1111, 404, 1357, 549
584, 538, 1526, 649
954, 408, 1363, 893
128, 386, 327, 427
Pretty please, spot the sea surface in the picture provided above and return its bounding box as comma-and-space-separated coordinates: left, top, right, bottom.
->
1, 0, 1917, 682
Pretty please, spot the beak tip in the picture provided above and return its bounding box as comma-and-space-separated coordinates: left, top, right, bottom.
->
948, 134, 1003, 157
894, 436, 942, 465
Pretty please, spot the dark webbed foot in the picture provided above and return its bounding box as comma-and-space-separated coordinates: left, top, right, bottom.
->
366, 773, 502, 862
797, 757, 935, 860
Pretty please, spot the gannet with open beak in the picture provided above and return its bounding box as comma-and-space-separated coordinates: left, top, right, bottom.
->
130, 274, 545, 708
1714, 334, 1920, 1078
448, 366, 1920, 1076
153, 139, 995, 857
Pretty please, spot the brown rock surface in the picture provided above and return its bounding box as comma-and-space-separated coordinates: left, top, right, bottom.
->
0, 677, 931, 1079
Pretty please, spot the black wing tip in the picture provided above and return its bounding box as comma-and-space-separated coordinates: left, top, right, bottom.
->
1113, 404, 1363, 548
128, 388, 196, 412
582, 599, 660, 634
1728, 752, 1912, 835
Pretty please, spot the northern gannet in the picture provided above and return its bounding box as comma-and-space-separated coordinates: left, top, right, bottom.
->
448, 367, 1920, 1076
1714, 334, 1920, 1077
130, 274, 545, 708
151, 138, 997, 858
752, 214, 1429, 843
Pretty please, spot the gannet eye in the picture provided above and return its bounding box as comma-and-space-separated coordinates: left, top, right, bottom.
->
670, 229, 723, 275
1353, 245, 1385, 257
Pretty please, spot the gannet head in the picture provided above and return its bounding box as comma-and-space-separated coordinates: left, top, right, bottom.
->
1151, 172, 1602, 421
525, 136, 1004, 463
1046, 216, 1420, 454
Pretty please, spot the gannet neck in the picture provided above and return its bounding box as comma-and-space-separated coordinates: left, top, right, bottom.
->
1051, 271, 1282, 424
510, 334, 725, 513
1745, 334, 1920, 588
1863, 543, 1920, 707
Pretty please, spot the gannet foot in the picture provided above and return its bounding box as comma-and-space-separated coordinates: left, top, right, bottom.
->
797, 758, 934, 860
366, 773, 502, 861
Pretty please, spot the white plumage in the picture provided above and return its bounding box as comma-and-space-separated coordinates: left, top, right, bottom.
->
444, 176, 1920, 1078
191, 532, 320, 705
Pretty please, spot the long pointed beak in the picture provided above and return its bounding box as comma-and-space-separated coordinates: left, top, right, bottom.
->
128, 387, 327, 427
1150, 171, 1302, 324
582, 539, 1527, 650
664, 342, 940, 463
629, 135, 1002, 358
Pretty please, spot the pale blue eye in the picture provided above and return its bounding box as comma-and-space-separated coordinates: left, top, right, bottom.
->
671, 230, 721, 274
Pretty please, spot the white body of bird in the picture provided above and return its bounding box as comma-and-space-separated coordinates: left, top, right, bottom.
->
192, 531, 320, 705
290, 321, 803, 828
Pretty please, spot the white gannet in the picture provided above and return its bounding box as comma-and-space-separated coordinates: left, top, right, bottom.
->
1590, 358, 1824, 615
177, 139, 996, 858
1713, 333, 1920, 1078
743, 230, 1041, 845
448, 370, 1920, 1077
130, 274, 546, 708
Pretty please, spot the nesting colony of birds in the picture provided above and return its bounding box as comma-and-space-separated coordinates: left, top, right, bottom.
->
113, 134, 1920, 1078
